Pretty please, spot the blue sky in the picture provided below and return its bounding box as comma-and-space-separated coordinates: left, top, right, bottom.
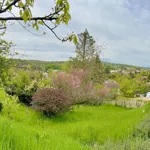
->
3, 0, 150, 67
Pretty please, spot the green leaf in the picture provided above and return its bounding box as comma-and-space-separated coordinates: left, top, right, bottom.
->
5, 1, 10, 6
67, 13, 71, 20
64, 0, 70, 10
27, 8, 32, 19
9, 6, 12, 11
38, 20, 43, 25
23, 11, 28, 23
64, 18, 69, 25
19, 10, 23, 17
18, 1, 24, 8
36, 25, 39, 31
56, 18, 60, 25
56, 0, 62, 6
64, 6, 68, 14
26, 0, 34, 6
73, 35, 78, 45
32, 23, 36, 28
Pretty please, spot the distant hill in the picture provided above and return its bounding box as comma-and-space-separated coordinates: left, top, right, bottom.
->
14, 58, 148, 71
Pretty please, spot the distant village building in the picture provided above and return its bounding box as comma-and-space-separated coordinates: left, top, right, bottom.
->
146, 92, 150, 98
42, 72, 49, 78
104, 80, 120, 89
110, 70, 121, 74
122, 71, 130, 75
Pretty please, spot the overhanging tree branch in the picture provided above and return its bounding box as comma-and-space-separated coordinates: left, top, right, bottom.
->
0, 26, 6, 29
0, 16, 57, 21
42, 20, 68, 42
0, 0, 77, 44
0, 0, 20, 13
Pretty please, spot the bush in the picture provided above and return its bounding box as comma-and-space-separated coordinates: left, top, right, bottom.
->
5, 82, 38, 105
133, 106, 150, 139
121, 88, 135, 98
0, 103, 2, 112
31, 88, 72, 116
99, 87, 110, 98
0, 93, 19, 118
4, 70, 45, 105
52, 69, 101, 105
5, 78, 38, 105
99, 87, 117, 100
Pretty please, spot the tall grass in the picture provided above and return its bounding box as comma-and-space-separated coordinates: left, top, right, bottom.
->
0, 116, 89, 150
0, 102, 146, 150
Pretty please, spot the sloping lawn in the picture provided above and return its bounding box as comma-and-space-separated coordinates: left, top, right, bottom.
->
0, 88, 146, 150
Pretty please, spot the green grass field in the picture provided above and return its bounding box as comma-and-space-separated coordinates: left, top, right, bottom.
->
0, 106, 146, 149
0, 88, 147, 150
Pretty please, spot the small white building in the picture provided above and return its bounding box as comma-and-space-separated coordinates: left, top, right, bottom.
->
146, 92, 150, 98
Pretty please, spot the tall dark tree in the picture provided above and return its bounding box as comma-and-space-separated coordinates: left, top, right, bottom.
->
90, 53, 104, 84
75, 29, 96, 62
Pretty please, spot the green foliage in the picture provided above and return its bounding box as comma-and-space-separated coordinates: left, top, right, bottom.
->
0, 89, 19, 118
0, 32, 14, 82
148, 74, 150, 80
120, 85, 135, 98
104, 64, 111, 74
137, 84, 148, 95
75, 29, 96, 62
0, 103, 2, 112
115, 72, 150, 98
4, 70, 38, 105
44, 63, 61, 71
89, 53, 104, 84
0, 88, 4, 112
56, 0, 71, 25
60, 61, 71, 72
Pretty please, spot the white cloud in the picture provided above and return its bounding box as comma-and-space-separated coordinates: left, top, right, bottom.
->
2, 0, 150, 67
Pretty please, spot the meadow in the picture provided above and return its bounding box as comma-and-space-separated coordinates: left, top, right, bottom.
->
0, 88, 146, 150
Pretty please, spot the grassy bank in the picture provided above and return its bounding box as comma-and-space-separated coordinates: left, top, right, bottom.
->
0, 102, 146, 150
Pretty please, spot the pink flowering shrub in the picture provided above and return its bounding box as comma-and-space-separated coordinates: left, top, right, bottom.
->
52, 69, 101, 105
99, 87, 110, 98
70, 68, 89, 81
99, 87, 118, 100
52, 71, 81, 90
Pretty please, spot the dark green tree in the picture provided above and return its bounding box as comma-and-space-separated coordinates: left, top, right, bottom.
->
89, 53, 104, 84
75, 29, 96, 63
